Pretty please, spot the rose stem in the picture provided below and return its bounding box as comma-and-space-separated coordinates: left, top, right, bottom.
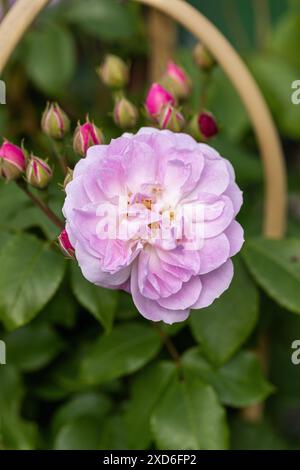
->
16, 180, 64, 230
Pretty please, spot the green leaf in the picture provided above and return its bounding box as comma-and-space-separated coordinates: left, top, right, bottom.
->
41, 284, 77, 329
71, 263, 118, 333
189, 258, 259, 365
24, 23, 76, 95
230, 418, 288, 450
207, 68, 249, 142
125, 361, 176, 449
63, 0, 139, 41
52, 392, 112, 435
0, 233, 66, 330
0, 182, 62, 240
250, 54, 300, 139
53, 417, 101, 450
151, 370, 228, 450
182, 348, 274, 408
213, 137, 263, 187
0, 366, 37, 450
243, 238, 300, 314
4, 323, 64, 371
79, 322, 162, 385
99, 414, 129, 450
270, 12, 300, 70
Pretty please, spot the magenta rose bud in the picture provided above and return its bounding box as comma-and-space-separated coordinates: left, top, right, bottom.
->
63, 128, 244, 325
41, 102, 70, 140
198, 111, 218, 139
26, 155, 52, 189
161, 61, 191, 99
0, 140, 26, 181
145, 83, 175, 120
158, 104, 185, 132
113, 97, 138, 129
73, 119, 104, 157
58, 228, 75, 259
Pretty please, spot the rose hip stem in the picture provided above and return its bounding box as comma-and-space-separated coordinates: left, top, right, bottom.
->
16, 180, 64, 230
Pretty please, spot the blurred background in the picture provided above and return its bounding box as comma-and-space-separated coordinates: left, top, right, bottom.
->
0, 0, 300, 451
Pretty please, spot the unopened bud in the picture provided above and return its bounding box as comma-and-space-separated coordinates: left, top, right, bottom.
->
63, 167, 73, 190
158, 104, 185, 132
41, 102, 70, 139
73, 118, 104, 157
160, 61, 191, 99
26, 155, 52, 189
113, 97, 138, 129
0, 140, 26, 181
145, 83, 175, 120
198, 111, 218, 139
193, 43, 215, 71
187, 114, 204, 141
58, 228, 75, 259
97, 54, 129, 89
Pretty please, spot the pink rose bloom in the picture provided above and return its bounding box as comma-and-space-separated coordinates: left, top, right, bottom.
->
145, 84, 175, 119
63, 128, 244, 324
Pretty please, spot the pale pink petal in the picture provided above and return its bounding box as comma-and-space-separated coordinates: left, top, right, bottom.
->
192, 260, 233, 309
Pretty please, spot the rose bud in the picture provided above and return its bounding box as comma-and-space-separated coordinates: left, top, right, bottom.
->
145, 83, 175, 120
41, 102, 70, 140
63, 167, 73, 190
97, 54, 129, 89
26, 155, 52, 189
58, 228, 75, 259
193, 43, 215, 71
0, 140, 26, 181
198, 111, 218, 139
113, 97, 138, 129
161, 61, 191, 99
73, 119, 104, 157
158, 103, 185, 132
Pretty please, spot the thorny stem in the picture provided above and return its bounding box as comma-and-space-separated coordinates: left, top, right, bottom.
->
16, 180, 64, 230
154, 324, 181, 367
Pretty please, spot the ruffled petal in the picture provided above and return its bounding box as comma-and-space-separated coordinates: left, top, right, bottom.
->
192, 260, 233, 309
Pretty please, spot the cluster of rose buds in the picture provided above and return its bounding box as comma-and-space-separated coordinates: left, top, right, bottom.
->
97, 54, 139, 129
144, 51, 218, 139
42, 101, 104, 156
0, 139, 52, 188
